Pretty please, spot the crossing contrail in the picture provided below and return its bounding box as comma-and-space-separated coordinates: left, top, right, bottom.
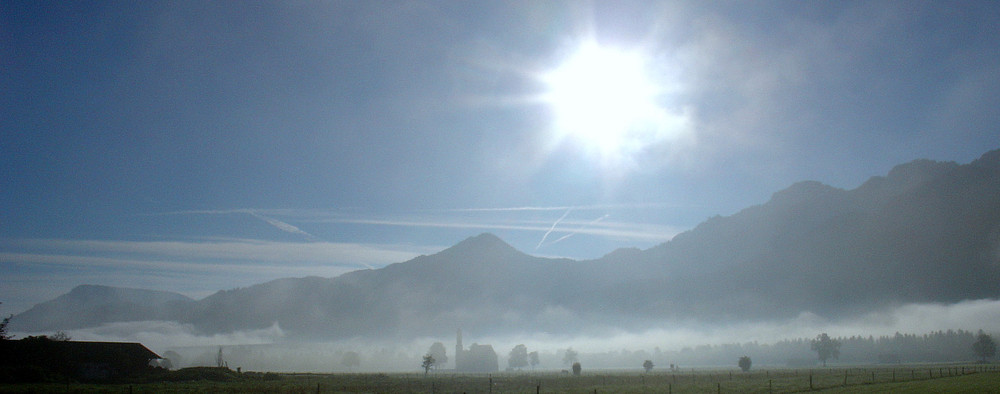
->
549, 214, 610, 245
536, 208, 573, 250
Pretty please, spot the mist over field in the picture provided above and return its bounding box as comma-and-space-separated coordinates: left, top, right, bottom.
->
31, 298, 996, 372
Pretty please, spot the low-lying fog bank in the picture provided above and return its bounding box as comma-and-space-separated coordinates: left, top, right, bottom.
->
13, 299, 999, 372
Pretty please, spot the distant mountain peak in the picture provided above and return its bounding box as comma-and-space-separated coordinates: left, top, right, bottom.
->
452, 233, 516, 250
438, 233, 523, 259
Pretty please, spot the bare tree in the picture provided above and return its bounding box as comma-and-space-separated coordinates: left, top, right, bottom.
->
0, 303, 11, 340
421, 354, 435, 376
50, 331, 71, 341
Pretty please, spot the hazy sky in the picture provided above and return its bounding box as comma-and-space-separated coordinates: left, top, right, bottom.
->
3, 1, 999, 314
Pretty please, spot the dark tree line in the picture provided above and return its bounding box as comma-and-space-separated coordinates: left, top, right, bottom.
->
650, 329, 995, 367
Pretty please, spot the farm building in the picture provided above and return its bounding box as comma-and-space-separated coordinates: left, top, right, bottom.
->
0, 336, 162, 382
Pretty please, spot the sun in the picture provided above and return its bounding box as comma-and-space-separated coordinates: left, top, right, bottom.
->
540, 41, 682, 167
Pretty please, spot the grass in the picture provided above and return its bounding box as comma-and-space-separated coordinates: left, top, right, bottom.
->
0, 364, 997, 393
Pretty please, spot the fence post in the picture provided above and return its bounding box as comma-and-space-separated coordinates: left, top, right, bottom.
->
809, 373, 813, 390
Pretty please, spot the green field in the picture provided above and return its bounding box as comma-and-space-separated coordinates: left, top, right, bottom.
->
2, 364, 998, 393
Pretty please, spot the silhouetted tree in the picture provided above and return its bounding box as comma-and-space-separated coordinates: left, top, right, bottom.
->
421, 354, 435, 376
0, 303, 11, 340
973, 330, 997, 362
572, 361, 581, 375
428, 342, 448, 367
643, 359, 654, 373
562, 348, 579, 365
50, 331, 71, 341
529, 351, 540, 369
811, 333, 841, 366
738, 355, 752, 372
342, 351, 361, 372
508, 344, 528, 370
0, 316, 10, 340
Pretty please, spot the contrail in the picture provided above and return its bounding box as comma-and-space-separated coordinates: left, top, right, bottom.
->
246, 211, 320, 242
151, 209, 320, 242
536, 208, 573, 250
548, 214, 610, 246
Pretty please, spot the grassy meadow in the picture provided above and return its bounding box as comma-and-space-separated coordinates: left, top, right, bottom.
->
1, 364, 997, 393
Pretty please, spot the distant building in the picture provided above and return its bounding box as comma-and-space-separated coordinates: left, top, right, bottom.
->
0, 337, 161, 382
454, 329, 498, 373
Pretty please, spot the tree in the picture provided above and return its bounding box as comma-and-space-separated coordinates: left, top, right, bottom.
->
738, 355, 752, 372
342, 351, 361, 372
508, 344, 528, 370
973, 330, 997, 362
428, 342, 448, 367
529, 351, 540, 369
811, 333, 841, 367
0, 303, 11, 340
572, 361, 581, 376
50, 331, 71, 341
421, 354, 435, 376
643, 359, 654, 373
562, 348, 579, 366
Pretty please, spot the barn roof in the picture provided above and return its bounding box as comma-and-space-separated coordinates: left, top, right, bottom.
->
1, 339, 161, 366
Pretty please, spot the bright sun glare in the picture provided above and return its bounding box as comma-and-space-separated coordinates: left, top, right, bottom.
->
542, 41, 680, 166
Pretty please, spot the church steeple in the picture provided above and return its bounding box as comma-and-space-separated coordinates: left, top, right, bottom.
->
455, 328, 463, 369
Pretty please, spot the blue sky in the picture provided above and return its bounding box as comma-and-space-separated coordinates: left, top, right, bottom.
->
3, 1, 999, 315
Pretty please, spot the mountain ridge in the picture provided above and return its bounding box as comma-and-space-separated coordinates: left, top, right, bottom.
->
11, 149, 1000, 339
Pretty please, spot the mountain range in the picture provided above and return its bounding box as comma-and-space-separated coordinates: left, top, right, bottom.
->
11, 149, 1000, 340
